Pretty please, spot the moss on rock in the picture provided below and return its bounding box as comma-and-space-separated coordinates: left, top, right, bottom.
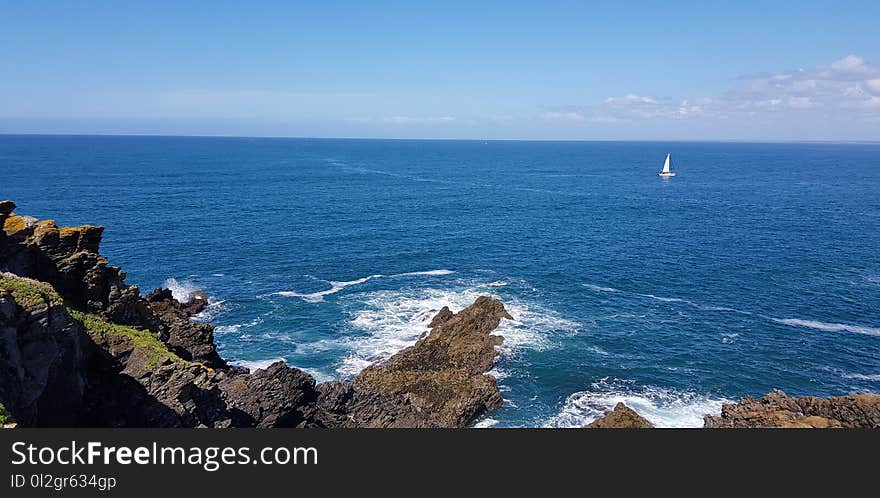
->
68, 308, 185, 370
0, 274, 64, 307
0, 403, 14, 425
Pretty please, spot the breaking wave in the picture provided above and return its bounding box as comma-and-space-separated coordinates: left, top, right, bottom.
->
544, 379, 728, 428
230, 358, 285, 371
163, 277, 200, 302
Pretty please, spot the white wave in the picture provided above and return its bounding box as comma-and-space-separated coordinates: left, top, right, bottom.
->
230, 358, 285, 371
487, 367, 509, 380
275, 269, 454, 302
720, 333, 739, 344
163, 277, 200, 302
334, 285, 574, 376
473, 418, 499, 428
840, 372, 880, 382
486, 281, 509, 287
277, 275, 377, 302
336, 355, 375, 378
771, 318, 880, 337
638, 293, 686, 303
215, 324, 241, 334
192, 299, 228, 322
544, 380, 728, 428
583, 283, 620, 293
394, 269, 454, 277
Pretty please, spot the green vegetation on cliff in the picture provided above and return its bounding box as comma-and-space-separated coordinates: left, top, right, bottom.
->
0, 403, 14, 425
68, 309, 185, 370
0, 274, 63, 307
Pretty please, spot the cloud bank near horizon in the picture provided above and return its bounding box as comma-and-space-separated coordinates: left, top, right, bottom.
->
2, 55, 878, 141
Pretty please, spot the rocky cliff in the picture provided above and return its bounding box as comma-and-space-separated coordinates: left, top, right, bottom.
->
0, 201, 510, 428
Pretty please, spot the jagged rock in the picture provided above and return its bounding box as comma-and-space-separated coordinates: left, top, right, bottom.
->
704, 390, 880, 428
0, 274, 86, 427
0, 203, 223, 367
1, 201, 515, 428
586, 403, 654, 428
351, 297, 511, 427
428, 306, 454, 327
184, 290, 209, 315
219, 362, 316, 428
143, 288, 224, 368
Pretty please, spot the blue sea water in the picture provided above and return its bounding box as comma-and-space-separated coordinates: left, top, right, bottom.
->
2, 135, 880, 427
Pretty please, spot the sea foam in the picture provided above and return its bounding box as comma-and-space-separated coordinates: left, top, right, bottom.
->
544, 379, 728, 428
163, 277, 200, 302
275, 269, 454, 302
230, 358, 286, 371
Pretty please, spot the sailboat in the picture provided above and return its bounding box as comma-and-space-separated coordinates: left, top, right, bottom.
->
658, 153, 676, 177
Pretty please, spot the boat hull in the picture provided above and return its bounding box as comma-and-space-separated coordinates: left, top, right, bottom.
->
658, 172, 676, 177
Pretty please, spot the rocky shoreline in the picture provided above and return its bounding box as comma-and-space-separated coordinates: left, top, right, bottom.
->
1, 200, 878, 428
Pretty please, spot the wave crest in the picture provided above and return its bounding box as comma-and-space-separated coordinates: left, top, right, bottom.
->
544, 379, 728, 428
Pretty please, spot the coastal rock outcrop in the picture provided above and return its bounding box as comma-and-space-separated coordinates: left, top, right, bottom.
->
703, 390, 880, 428
351, 296, 510, 427
144, 288, 225, 368
586, 403, 654, 428
1, 200, 512, 428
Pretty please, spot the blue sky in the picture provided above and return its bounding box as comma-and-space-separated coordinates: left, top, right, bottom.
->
1, 1, 879, 140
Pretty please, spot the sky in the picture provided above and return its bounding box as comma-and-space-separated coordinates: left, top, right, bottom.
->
1, 1, 879, 141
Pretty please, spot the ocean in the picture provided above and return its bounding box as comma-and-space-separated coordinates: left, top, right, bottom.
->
2, 135, 879, 427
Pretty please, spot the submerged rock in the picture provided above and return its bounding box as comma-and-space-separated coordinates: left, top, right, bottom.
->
704, 390, 880, 428
586, 403, 654, 428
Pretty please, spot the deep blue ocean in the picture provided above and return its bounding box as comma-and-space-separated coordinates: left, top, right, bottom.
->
3, 135, 879, 427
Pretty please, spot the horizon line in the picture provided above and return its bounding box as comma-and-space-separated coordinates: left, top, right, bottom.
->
1, 132, 879, 146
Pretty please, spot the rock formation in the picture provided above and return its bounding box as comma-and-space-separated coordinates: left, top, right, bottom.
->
704, 390, 880, 428
586, 402, 654, 428
309, 297, 511, 428
0, 200, 512, 428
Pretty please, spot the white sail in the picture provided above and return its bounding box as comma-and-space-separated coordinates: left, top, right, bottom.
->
662, 153, 671, 173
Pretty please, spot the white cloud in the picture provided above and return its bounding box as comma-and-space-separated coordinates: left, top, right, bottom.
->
347, 115, 456, 125
540, 111, 586, 122
830, 54, 871, 74
586, 55, 880, 124
604, 94, 657, 105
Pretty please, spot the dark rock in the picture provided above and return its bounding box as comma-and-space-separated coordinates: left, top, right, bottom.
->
143, 293, 225, 368
219, 361, 316, 428
184, 290, 209, 315
0, 275, 86, 427
704, 390, 880, 428
0, 200, 15, 217
586, 403, 654, 428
